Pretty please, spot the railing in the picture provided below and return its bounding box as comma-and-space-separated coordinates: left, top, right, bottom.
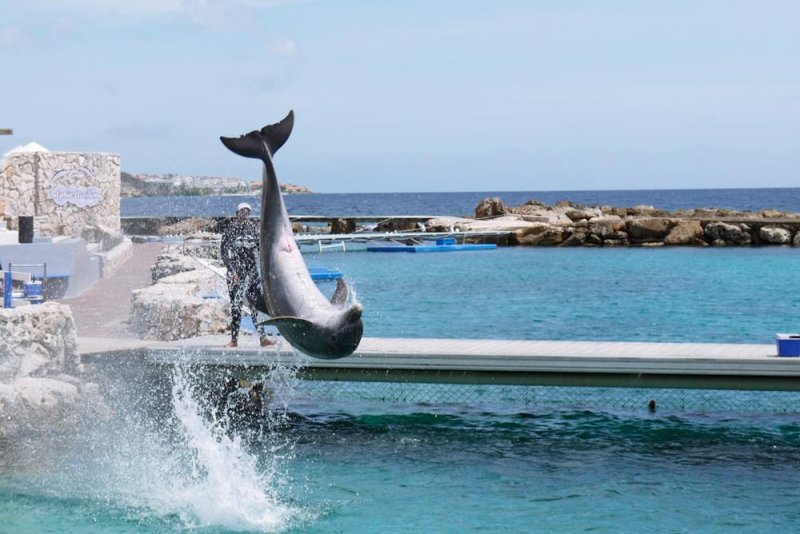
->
1, 265, 41, 308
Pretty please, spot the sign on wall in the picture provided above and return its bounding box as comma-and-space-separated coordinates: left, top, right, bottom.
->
49, 167, 102, 208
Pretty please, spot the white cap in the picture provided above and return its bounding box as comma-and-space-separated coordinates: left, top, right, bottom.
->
237, 202, 252, 212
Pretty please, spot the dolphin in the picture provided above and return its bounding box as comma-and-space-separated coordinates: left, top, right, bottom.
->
220, 110, 363, 359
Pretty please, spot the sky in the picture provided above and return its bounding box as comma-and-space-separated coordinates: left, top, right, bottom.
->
1, 0, 798, 193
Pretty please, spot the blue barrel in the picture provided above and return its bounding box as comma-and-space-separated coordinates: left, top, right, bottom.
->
776, 334, 800, 357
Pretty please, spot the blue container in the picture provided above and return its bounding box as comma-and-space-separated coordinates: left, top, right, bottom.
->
24, 282, 43, 297
436, 238, 456, 245
776, 334, 800, 357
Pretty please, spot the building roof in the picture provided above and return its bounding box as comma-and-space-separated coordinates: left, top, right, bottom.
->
2, 142, 49, 158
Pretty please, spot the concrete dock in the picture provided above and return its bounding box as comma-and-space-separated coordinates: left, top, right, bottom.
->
77, 334, 800, 391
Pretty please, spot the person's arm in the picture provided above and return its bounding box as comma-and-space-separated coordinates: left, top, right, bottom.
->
220, 225, 233, 270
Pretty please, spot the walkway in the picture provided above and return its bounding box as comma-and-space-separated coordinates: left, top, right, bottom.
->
77, 334, 800, 392
59, 242, 164, 338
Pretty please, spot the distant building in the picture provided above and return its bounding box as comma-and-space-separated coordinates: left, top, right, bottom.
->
0, 143, 121, 237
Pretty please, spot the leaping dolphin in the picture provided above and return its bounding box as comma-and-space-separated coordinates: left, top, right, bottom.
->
220, 111, 363, 359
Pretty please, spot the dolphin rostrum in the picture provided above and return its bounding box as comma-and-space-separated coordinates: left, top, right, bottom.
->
220, 110, 363, 359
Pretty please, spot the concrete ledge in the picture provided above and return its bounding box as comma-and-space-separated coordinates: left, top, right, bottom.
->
94, 237, 133, 278
78, 335, 800, 391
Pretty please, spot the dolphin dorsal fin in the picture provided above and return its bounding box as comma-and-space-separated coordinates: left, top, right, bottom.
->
219, 110, 294, 160
330, 278, 350, 307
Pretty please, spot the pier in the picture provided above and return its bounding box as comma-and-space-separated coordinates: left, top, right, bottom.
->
78, 335, 800, 392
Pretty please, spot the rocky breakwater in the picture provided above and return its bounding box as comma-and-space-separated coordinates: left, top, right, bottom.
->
0, 303, 101, 438
460, 198, 800, 247
129, 235, 229, 340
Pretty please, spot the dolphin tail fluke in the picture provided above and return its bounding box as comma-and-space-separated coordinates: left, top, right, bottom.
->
260, 110, 294, 155
219, 110, 294, 159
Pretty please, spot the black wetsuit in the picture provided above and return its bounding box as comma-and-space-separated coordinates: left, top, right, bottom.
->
220, 218, 268, 341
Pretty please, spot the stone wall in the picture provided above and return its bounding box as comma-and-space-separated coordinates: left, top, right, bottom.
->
463, 198, 800, 247
1, 151, 121, 238
130, 244, 229, 340
0, 303, 98, 438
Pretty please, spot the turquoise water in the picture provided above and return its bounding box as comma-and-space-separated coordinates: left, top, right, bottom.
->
3, 247, 800, 532
316, 246, 800, 343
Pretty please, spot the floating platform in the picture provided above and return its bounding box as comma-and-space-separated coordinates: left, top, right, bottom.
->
367, 243, 497, 253
308, 266, 343, 280
78, 336, 800, 391
367, 238, 497, 253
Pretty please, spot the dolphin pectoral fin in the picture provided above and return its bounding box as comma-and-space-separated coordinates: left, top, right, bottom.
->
330, 278, 350, 307
220, 110, 294, 159
262, 315, 314, 328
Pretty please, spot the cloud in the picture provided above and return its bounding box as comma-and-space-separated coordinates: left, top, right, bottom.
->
182, 0, 253, 28
105, 122, 173, 140
266, 38, 298, 59
0, 26, 27, 48
248, 72, 293, 93
18, 0, 183, 16
21, 0, 298, 23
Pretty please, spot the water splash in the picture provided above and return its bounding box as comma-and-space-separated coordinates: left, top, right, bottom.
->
2, 357, 313, 533
165, 366, 302, 531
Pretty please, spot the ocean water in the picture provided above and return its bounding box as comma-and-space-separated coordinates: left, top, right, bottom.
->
3, 190, 800, 532
312, 246, 800, 343
121, 187, 800, 218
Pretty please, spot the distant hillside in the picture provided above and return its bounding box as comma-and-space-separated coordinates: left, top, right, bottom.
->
120, 172, 312, 197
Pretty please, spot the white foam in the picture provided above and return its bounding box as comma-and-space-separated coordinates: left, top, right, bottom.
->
159, 367, 302, 531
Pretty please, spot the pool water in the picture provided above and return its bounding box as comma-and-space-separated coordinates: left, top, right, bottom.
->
2, 247, 800, 532
319, 246, 800, 343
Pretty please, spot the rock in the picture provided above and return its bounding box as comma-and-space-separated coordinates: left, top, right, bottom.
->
554, 200, 580, 208
664, 220, 704, 245
0, 303, 79, 380
761, 209, 784, 219
0, 377, 84, 438
603, 207, 629, 218
589, 218, 626, 240
626, 218, 673, 243
509, 204, 573, 225
158, 217, 216, 236
0, 304, 89, 439
151, 252, 198, 282
561, 230, 587, 246
475, 197, 507, 219
173, 236, 221, 261
704, 222, 751, 245
794, 232, 800, 247
628, 205, 658, 217
586, 233, 603, 245
759, 226, 792, 244
330, 218, 356, 234
130, 280, 229, 341
157, 268, 222, 292
690, 208, 723, 218
425, 216, 473, 232
518, 223, 564, 246
564, 207, 602, 222
376, 218, 418, 232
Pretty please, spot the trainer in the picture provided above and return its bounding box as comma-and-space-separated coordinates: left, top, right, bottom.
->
220, 202, 273, 347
